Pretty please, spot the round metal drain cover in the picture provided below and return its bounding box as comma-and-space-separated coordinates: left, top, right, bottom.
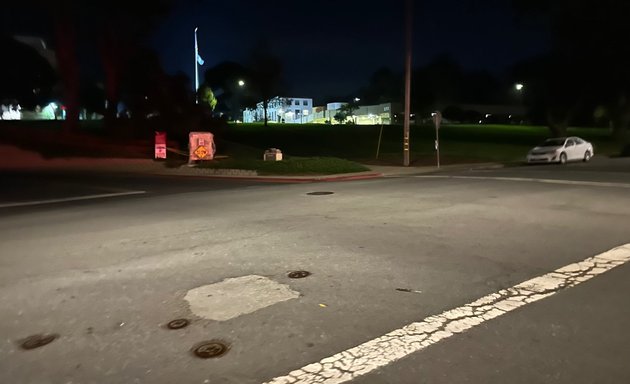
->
167, 319, 189, 330
192, 341, 229, 359
288, 270, 311, 279
20, 334, 58, 350
307, 191, 334, 196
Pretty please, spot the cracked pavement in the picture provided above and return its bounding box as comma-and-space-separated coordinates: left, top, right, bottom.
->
264, 245, 630, 384
2, 161, 630, 384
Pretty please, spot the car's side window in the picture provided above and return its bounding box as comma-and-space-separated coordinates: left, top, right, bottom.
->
566, 140, 575, 147
575, 138, 584, 144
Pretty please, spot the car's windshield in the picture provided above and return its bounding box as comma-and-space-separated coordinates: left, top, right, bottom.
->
539, 138, 566, 147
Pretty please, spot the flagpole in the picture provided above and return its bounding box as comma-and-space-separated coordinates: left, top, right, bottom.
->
194, 27, 199, 104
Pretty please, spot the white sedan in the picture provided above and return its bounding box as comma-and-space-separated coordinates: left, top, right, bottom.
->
526, 136, 594, 164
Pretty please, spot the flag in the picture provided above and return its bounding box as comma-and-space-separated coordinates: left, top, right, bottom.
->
194, 27, 204, 66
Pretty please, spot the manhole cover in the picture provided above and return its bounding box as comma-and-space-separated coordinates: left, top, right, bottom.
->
192, 341, 229, 359
20, 334, 58, 350
306, 191, 334, 196
167, 319, 190, 330
288, 270, 311, 279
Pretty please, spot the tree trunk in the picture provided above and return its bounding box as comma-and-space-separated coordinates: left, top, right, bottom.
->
611, 118, 629, 144
54, 15, 80, 135
546, 108, 570, 137
100, 24, 130, 120
100, 31, 122, 122
610, 95, 630, 144
263, 99, 269, 127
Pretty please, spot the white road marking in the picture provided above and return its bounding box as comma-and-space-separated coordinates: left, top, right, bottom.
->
416, 175, 630, 189
263, 244, 630, 384
0, 191, 147, 208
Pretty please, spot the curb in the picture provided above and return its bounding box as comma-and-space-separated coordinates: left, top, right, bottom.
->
366, 162, 506, 177
148, 171, 384, 184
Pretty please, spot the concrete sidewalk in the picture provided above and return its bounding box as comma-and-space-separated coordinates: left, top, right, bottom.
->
0, 144, 502, 183
366, 162, 505, 176
0, 144, 383, 183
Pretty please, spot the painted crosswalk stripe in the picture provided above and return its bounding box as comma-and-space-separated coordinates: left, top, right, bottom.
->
263, 244, 630, 384
416, 175, 630, 189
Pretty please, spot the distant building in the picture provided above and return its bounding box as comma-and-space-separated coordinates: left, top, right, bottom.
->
243, 96, 314, 123
353, 102, 402, 125
243, 98, 405, 125
441, 104, 528, 124
322, 102, 403, 125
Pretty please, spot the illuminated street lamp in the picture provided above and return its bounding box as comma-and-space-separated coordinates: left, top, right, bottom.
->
238, 80, 245, 87
354, 97, 361, 102
515, 83, 524, 91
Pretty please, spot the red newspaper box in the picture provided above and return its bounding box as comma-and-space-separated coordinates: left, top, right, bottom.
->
189, 132, 215, 161
155, 131, 167, 159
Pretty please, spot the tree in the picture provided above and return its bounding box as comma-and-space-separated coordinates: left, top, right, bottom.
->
0, 35, 57, 108
10, 0, 174, 127
247, 40, 285, 127
511, 54, 581, 136
198, 85, 218, 111
333, 102, 359, 124
88, 0, 175, 121
333, 112, 346, 124
52, 2, 81, 133
203, 61, 253, 120
359, 67, 403, 105
513, 0, 630, 141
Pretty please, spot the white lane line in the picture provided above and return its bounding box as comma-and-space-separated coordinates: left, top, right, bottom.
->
263, 244, 630, 384
0, 191, 147, 208
415, 175, 630, 189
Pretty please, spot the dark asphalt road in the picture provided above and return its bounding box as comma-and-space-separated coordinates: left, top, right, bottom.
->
1, 157, 629, 384
0, 170, 269, 209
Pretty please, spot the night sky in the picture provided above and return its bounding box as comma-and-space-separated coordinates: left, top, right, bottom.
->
3, 1, 550, 102
152, 0, 550, 101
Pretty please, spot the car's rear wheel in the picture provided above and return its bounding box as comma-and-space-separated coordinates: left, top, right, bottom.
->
583, 150, 592, 162
559, 152, 568, 164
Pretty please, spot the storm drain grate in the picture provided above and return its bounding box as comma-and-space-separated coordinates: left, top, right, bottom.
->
306, 191, 334, 196
192, 340, 230, 359
288, 270, 311, 279
20, 334, 58, 350
166, 319, 190, 330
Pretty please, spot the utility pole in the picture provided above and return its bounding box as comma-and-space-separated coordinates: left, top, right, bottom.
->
403, 0, 413, 166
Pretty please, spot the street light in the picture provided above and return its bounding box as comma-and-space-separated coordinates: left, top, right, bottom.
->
238, 80, 245, 87
354, 97, 361, 102
515, 83, 524, 91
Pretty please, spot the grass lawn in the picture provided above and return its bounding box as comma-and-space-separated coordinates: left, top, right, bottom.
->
196, 156, 370, 175
163, 140, 370, 175
2, 120, 624, 170
223, 123, 622, 165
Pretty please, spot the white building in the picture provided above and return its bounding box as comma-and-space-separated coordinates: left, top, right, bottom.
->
243, 96, 313, 124
318, 102, 402, 125
353, 102, 402, 125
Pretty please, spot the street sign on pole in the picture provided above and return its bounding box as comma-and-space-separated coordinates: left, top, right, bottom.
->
432, 111, 442, 168
189, 132, 215, 164
155, 131, 167, 159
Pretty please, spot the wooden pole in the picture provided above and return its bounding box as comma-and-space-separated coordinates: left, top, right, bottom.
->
376, 124, 384, 159
403, 0, 413, 166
